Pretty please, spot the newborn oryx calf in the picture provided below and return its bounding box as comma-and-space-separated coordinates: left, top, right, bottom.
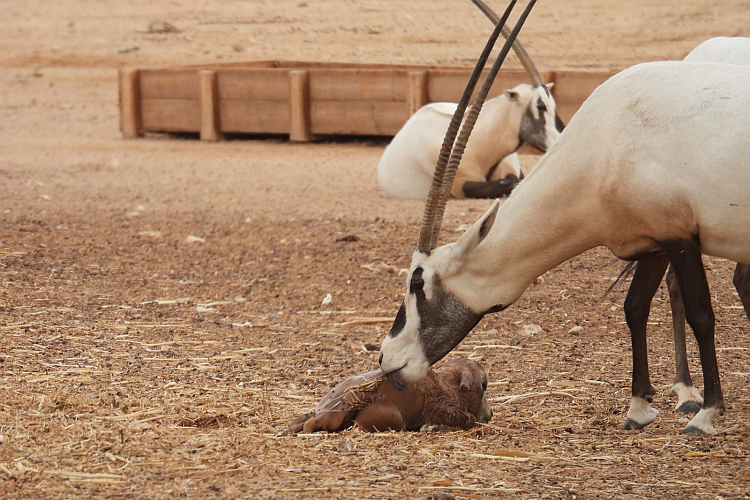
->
377, 83, 562, 200
288, 359, 492, 433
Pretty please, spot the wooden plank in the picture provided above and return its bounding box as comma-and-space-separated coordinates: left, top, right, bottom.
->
177, 60, 279, 70
199, 70, 221, 141
309, 70, 407, 102
551, 70, 618, 123
551, 70, 617, 104
289, 70, 311, 142
140, 98, 200, 132
310, 101, 407, 136
407, 71, 428, 116
139, 69, 199, 99
216, 69, 290, 100
275, 60, 448, 71
128, 62, 613, 139
219, 100, 290, 134
119, 68, 142, 138
427, 69, 550, 103
554, 104, 580, 125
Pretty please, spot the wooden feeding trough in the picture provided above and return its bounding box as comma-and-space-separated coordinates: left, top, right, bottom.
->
118, 60, 616, 142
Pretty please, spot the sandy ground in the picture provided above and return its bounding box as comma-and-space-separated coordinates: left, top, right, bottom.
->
1, 1, 750, 498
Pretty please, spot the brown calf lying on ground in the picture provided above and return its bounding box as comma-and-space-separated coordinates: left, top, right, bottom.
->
288, 358, 493, 433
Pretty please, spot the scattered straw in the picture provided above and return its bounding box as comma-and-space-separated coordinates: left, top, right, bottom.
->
340, 317, 394, 326
495, 391, 576, 405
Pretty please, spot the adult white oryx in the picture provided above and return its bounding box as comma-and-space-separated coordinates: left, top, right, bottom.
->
378, 7, 750, 435
628, 36, 750, 422
376, 0, 563, 200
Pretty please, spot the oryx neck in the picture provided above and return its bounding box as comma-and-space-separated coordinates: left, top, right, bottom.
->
459, 159, 601, 311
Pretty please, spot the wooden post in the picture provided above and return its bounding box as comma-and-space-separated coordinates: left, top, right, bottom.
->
199, 70, 222, 141
407, 71, 428, 116
289, 70, 311, 142
119, 68, 142, 139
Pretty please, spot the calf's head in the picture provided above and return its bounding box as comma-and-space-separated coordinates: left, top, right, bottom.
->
434, 358, 493, 424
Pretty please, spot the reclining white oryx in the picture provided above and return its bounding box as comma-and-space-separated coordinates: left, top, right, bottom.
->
629, 36, 750, 423
378, 2, 750, 435
376, 0, 564, 200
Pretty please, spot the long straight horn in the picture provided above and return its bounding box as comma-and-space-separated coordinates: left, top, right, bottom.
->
430, 0, 538, 248
417, 0, 518, 255
470, 0, 544, 87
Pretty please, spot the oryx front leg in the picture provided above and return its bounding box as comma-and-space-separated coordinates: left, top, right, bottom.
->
462, 174, 520, 199
622, 255, 669, 430
452, 170, 519, 199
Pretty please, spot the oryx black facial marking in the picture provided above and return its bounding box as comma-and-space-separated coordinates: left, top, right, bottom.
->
386, 266, 485, 365
388, 303, 407, 339
409, 267, 425, 294
386, 267, 426, 340
415, 273, 484, 365
544, 83, 566, 132
520, 94, 551, 152
555, 113, 566, 133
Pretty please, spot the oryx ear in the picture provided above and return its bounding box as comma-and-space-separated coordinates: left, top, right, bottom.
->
504, 89, 519, 102
545, 82, 555, 90
450, 199, 500, 264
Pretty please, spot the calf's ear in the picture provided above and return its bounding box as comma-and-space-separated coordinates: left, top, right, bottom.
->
460, 370, 474, 391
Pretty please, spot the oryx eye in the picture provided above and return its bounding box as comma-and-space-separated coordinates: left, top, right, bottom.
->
410, 277, 424, 293
481, 380, 488, 391
537, 100, 547, 112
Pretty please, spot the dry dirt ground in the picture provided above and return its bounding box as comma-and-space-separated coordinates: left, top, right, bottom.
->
2, 1, 750, 498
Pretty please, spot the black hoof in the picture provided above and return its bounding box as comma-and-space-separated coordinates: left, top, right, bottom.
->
676, 401, 702, 414
622, 419, 647, 431
680, 426, 707, 435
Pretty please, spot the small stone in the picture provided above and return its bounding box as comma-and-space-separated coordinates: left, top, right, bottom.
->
335, 437, 354, 453
432, 492, 456, 500
148, 19, 180, 33
520, 324, 543, 335
568, 325, 584, 335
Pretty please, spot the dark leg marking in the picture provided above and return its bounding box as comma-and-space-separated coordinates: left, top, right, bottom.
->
733, 263, 750, 323
665, 266, 702, 414
462, 174, 520, 199
661, 240, 725, 434
622, 254, 669, 430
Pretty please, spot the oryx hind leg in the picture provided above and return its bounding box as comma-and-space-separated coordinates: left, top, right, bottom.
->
665, 266, 704, 413
733, 263, 750, 323
662, 240, 725, 435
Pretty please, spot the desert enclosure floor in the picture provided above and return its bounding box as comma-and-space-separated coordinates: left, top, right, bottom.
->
1, 1, 750, 498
